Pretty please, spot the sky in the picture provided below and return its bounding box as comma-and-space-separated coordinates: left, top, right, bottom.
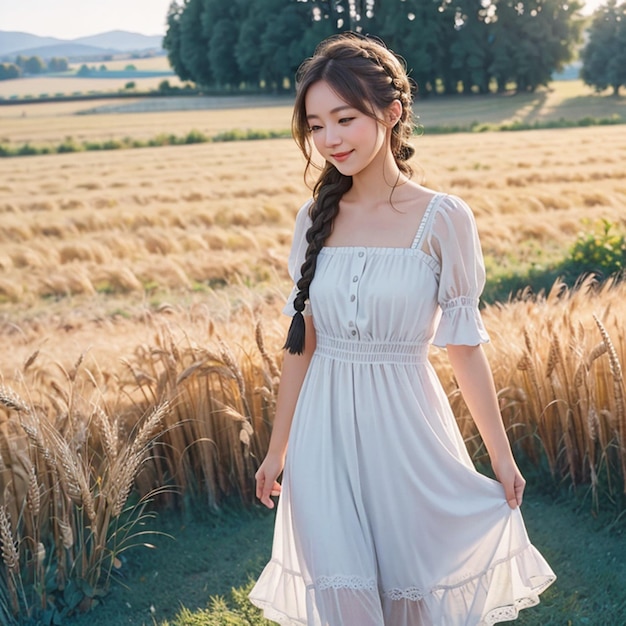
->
0, 0, 174, 39
0, 0, 606, 40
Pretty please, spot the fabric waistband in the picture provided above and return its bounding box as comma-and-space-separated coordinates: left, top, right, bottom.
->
315, 334, 429, 364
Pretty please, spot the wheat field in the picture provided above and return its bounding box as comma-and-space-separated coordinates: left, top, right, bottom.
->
0, 97, 625, 620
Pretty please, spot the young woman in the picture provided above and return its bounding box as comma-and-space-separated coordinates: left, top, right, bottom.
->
249, 33, 555, 625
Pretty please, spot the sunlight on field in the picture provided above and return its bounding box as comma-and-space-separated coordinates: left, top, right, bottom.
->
1, 101, 625, 623
0, 74, 185, 99
0, 118, 625, 375
0, 100, 293, 144
68, 56, 173, 73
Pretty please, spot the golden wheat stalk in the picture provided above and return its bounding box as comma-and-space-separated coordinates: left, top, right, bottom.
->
107, 401, 170, 517
593, 315, 626, 490
92, 405, 119, 461
255, 319, 281, 381
0, 386, 29, 413
0, 505, 19, 572
26, 464, 41, 518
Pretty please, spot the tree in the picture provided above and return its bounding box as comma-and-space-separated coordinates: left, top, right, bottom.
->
0, 63, 21, 81
259, 0, 311, 91
23, 56, 46, 75
489, 0, 583, 92
367, 0, 445, 96
447, 0, 493, 94
48, 57, 69, 72
161, 0, 584, 94
163, 1, 193, 81
209, 18, 242, 87
581, 0, 626, 95
235, 8, 264, 87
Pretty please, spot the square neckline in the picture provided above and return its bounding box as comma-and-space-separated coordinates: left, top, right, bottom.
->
321, 192, 445, 252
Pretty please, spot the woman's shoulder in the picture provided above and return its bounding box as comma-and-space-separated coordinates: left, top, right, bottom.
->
433, 192, 474, 218
292, 198, 314, 234
295, 198, 314, 219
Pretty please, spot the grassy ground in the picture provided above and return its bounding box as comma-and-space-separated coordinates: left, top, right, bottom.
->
66, 481, 626, 626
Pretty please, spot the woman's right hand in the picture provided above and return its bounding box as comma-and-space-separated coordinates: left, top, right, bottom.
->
255, 453, 285, 509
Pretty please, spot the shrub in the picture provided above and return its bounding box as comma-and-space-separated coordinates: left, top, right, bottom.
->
563, 219, 626, 282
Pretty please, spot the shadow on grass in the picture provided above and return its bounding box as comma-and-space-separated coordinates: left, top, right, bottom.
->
66, 477, 626, 626
69, 504, 276, 626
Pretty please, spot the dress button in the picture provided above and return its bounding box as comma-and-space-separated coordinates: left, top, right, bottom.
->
351, 330, 357, 336
348, 321, 354, 327
350, 294, 356, 302
358, 251, 364, 258
352, 276, 358, 282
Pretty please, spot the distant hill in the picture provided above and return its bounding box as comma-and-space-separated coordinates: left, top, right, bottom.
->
0, 31, 65, 56
0, 30, 164, 60
73, 31, 163, 52
10, 43, 119, 60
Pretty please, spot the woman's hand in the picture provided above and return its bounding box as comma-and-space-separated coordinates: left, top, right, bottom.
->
492, 456, 526, 509
255, 453, 285, 509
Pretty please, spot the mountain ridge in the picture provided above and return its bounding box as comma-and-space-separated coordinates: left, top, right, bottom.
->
0, 30, 164, 58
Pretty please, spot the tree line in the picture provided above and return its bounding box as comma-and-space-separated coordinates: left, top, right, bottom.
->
164, 0, 587, 95
0, 56, 69, 81
581, 0, 626, 95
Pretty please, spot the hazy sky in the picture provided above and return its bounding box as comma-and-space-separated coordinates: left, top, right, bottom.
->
0, 0, 173, 38
0, 0, 605, 39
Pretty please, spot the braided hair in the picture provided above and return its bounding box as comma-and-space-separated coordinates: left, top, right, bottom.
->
284, 33, 417, 354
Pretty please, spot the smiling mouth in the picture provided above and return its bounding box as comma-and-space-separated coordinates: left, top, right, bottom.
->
331, 150, 353, 161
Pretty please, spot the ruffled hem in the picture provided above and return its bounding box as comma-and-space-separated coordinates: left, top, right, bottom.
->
249, 543, 556, 626
433, 299, 490, 347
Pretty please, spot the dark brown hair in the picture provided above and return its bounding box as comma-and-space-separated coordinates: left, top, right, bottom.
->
284, 33, 416, 354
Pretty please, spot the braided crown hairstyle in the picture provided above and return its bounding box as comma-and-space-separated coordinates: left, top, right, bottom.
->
284, 33, 416, 354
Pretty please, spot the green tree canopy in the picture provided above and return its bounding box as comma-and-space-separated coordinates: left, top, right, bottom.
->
48, 57, 69, 72
163, 0, 584, 94
581, 0, 626, 95
0, 63, 21, 81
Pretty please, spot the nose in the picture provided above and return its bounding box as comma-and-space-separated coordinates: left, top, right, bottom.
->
324, 125, 341, 148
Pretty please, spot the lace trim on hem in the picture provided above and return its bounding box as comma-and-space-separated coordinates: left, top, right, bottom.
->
380, 543, 556, 625
316, 574, 377, 592
383, 542, 532, 600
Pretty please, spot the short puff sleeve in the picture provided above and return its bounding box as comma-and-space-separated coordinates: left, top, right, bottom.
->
430, 195, 490, 347
282, 200, 313, 317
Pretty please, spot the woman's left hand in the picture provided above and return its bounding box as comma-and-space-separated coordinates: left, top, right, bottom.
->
492, 457, 526, 509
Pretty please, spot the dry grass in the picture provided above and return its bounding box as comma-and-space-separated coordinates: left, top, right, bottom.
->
0, 99, 293, 145
434, 278, 626, 505
0, 100, 625, 618
0, 125, 625, 309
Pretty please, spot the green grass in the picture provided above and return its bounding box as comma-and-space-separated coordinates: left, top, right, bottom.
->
65, 483, 626, 626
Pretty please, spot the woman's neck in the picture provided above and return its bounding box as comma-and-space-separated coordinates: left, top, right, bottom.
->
347, 153, 406, 208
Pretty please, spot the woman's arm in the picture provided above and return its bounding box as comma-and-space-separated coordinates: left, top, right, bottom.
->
256, 315, 317, 508
446, 343, 526, 509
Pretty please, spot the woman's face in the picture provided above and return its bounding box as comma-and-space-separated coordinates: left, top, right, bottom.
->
304, 80, 388, 178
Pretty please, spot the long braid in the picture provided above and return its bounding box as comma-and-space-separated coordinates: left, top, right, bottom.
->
283, 168, 352, 354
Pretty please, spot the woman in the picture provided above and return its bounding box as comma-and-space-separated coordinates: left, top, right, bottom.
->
249, 33, 555, 625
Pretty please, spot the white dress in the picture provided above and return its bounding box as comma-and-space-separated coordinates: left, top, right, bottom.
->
249, 193, 555, 625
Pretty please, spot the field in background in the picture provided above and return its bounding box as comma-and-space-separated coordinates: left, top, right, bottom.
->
1, 80, 626, 145
1, 93, 626, 624
1, 123, 625, 333
0, 56, 179, 99
67, 56, 173, 73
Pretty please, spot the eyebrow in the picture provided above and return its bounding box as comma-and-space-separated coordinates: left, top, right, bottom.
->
306, 105, 355, 120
